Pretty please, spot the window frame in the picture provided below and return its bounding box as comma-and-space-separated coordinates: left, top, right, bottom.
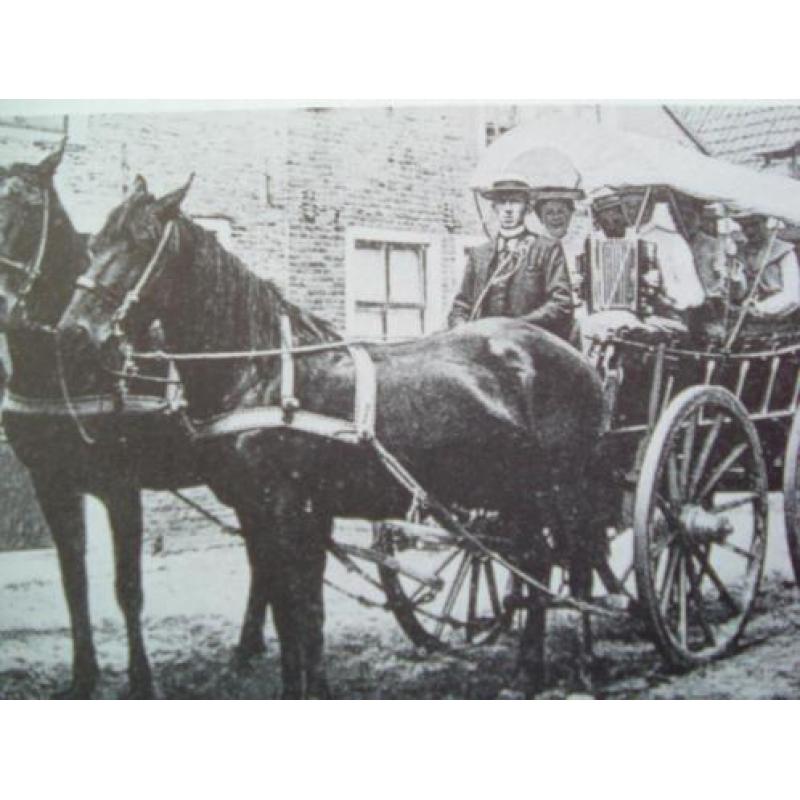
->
345, 227, 442, 339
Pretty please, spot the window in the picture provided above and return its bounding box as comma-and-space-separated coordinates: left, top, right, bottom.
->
346, 228, 442, 339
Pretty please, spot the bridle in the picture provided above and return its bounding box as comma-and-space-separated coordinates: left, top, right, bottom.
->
56, 219, 177, 445
73, 219, 177, 336
0, 186, 51, 297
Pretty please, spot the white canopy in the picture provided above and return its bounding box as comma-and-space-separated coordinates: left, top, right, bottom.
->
471, 118, 800, 224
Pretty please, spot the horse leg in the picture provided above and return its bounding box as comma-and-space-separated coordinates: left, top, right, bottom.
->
234, 506, 270, 664
508, 513, 552, 698
557, 481, 602, 693
102, 483, 154, 699
516, 546, 552, 698
260, 480, 307, 698
31, 472, 98, 699
299, 502, 331, 699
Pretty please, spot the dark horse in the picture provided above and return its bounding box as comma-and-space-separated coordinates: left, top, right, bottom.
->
0, 151, 274, 698
57, 177, 605, 697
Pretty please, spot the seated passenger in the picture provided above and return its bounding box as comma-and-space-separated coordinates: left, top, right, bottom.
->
447, 175, 574, 340
673, 195, 747, 341
530, 185, 586, 317
578, 190, 705, 349
736, 213, 800, 320
591, 189, 629, 240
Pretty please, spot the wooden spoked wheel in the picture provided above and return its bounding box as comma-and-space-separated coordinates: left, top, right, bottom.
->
633, 386, 768, 667
782, 409, 800, 585
376, 518, 519, 651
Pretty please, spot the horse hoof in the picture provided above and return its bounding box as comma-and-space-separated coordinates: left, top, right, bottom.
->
232, 644, 266, 672
52, 683, 94, 700
306, 681, 332, 700
120, 686, 156, 700
121, 679, 156, 700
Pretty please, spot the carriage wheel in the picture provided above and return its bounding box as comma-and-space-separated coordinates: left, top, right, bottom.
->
376, 520, 519, 651
633, 386, 768, 667
782, 409, 800, 585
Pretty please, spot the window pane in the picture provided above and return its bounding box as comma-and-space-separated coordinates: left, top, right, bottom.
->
353, 306, 385, 338
387, 307, 424, 338
353, 241, 387, 303
388, 245, 424, 303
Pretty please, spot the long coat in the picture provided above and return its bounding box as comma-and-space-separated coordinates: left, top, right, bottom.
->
447, 232, 574, 340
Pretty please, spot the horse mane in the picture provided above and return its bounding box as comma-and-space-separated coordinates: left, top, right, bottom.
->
177, 215, 341, 351
151, 212, 341, 415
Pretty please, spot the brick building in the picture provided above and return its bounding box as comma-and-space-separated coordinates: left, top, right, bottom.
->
2, 101, 799, 550
0, 102, 727, 335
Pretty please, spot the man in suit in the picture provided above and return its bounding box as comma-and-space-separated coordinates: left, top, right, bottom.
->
448, 176, 574, 340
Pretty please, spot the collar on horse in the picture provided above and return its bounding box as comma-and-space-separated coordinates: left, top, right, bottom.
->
0, 187, 51, 295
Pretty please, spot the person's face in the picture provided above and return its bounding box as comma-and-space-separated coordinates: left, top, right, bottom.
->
538, 200, 574, 239
740, 216, 768, 246
621, 192, 645, 226
596, 205, 627, 238
492, 194, 528, 230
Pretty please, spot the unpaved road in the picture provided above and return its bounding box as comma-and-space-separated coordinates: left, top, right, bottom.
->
1, 490, 798, 699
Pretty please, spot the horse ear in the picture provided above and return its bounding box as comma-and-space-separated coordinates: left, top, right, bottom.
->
36, 136, 67, 180
133, 174, 148, 194
153, 173, 195, 222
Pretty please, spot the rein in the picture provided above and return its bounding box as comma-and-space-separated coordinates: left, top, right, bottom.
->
128, 337, 386, 363
55, 329, 97, 446
0, 187, 51, 293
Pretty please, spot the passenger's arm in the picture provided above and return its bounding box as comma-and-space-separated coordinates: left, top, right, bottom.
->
522, 242, 574, 335
753, 250, 800, 316
448, 249, 477, 327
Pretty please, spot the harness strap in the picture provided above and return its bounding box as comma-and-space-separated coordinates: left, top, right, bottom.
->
278, 314, 376, 435
26, 188, 50, 290
347, 343, 377, 439
113, 219, 175, 327
280, 314, 298, 420
2, 391, 169, 416
0, 187, 50, 285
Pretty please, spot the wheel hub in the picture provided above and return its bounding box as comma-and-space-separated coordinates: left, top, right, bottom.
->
680, 504, 733, 544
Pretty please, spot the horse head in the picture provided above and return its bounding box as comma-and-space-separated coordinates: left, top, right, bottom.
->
0, 139, 68, 329
56, 173, 194, 365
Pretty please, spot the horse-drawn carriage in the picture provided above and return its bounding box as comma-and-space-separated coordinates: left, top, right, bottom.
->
3, 121, 800, 697
346, 120, 800, 671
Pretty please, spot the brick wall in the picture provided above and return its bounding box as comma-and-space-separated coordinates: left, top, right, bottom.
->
1, 104, 501, 329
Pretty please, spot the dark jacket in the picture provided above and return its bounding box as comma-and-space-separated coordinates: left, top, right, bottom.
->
447, 232, 574, 340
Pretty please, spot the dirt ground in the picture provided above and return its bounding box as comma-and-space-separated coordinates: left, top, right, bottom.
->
1, 489, 799, 700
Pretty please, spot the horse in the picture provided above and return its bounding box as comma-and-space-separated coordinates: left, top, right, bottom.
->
56, 175, 606, 698
0, 151, 273, 698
